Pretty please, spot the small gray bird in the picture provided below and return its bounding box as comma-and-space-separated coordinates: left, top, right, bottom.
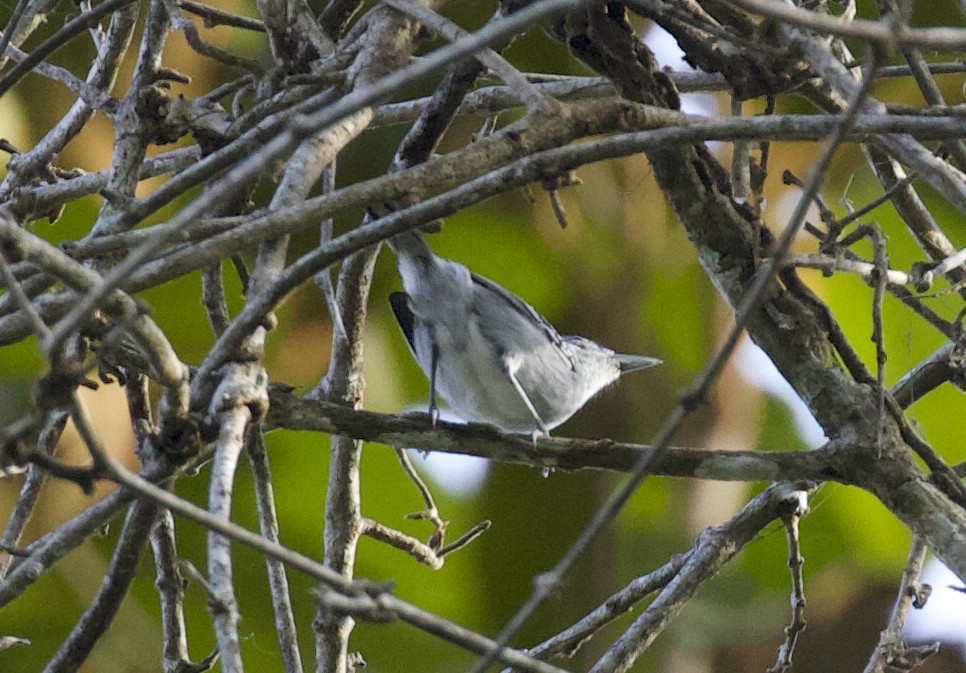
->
387, 230, 661, 437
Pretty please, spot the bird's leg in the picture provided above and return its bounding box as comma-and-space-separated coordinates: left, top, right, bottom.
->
428, 342, 440, 426
505, 362, 549, 441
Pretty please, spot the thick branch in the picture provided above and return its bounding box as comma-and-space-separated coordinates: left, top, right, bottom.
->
265, 392, 841, 482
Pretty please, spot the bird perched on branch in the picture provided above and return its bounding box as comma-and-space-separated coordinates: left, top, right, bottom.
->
387, 230, 660, 438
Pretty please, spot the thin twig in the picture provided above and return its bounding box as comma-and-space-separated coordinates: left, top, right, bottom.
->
178, 0, 266, 31
869, 225, 889, 452
1, 44, 117, 113
362, 519, 446, 570
246, 432, 304, 673
768, 494, 809, 673
201, 263, 231, 337
0, 247, 50, 338
162, 0, 262, 72
381, 0, 552, 112
180, 560, 228, 613
589, 486, 814, 673
515, 553, 689, 664
0, 0, 138, 99
779, 253, 911, 285
731, 97, 751, 202
437, 521, 492, 557
862, 536, 936, 673
0, 410, 68, 580
395, 448, 446, 546
730, 0, 966, 51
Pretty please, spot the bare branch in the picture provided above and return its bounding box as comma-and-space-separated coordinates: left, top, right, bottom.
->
589, 485, 813, 673
0, 410, 68, 580
42, 499, 158, 673
519, 554, 688, 664
8, 1, 966, 669
768, 493, 809, 673
151, 511, 195, 673
729, 0, 966, 51
265, 392, 841, 482
0, 0, 138, 99
178, 0, 266, 31
381, 0, 551, 112
246, 432, 304, 673
863, 536, 937, 673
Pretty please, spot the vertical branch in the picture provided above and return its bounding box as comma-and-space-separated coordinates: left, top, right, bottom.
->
768, 497, 808, 673
247, 75, 370, 673
314, 163, 347, 344
308, 5, 444, 670
192, 34, 358, 673
311, 250, 374, 673
201, 263, 231, 337
151, 510, 193, 673
730, 96, 750, 201
206, 403, 254, 673
863, 536, 935, 673
869, 225, 889, 451
90, 0, 170, 238
246, 431, 304, 673
128, 371, 200, 673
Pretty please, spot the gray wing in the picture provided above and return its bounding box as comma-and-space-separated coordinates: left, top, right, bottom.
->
470, 273, 574, 370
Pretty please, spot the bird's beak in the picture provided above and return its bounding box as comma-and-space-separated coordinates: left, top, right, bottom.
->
617, 354, 662, 374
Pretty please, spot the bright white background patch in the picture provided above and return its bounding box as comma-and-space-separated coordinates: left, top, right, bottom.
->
644, 25, 719, 119
735, 338, 827, 448
401, 409, 490, 497
407, 450, 489, 498
904, 557, 966, 660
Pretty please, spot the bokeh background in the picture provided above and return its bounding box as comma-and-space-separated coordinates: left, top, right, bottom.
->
2, 1, 966, 671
